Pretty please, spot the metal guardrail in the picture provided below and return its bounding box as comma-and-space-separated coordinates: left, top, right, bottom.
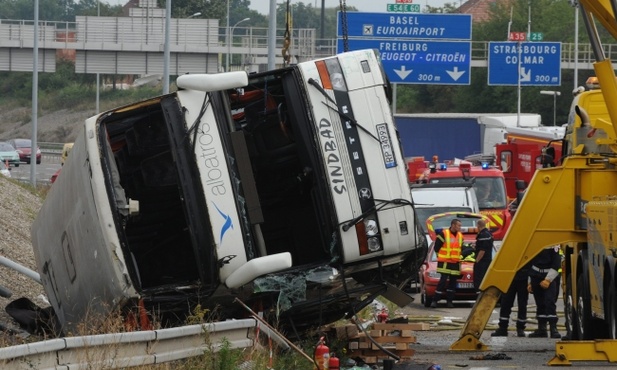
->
0, 237, 292, 370
39, 142, 64, 154
0, 319, 267, 369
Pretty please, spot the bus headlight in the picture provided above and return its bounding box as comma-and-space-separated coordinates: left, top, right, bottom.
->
330, 72, 346, 91
367, 237, 381, 252
364, 218, 378, 236
355, 218, 382, 255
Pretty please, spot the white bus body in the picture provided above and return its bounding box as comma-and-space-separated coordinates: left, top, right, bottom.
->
31, 49, 424, 333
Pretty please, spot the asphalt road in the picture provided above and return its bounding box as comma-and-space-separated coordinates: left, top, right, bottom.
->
388, 290, 615, 369
6, 154, 61, 185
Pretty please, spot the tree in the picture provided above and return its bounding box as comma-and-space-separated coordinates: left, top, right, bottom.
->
1, 0, 124, 20
274, 1, 356, 39
396, 0, 586, 126
424, 2, 460, 14
1, 0, 72, 21
164, 0, 260, 26
74, 0, 123, 17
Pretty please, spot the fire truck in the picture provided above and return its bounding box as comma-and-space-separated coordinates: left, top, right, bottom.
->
408, 157, 510, 242
451, 0, 617, 364
495, 77, 609, 202
495, 125, 565, 200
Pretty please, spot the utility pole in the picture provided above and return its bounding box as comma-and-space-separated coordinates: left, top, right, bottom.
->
163, 0, 171, 94
31, 0, 39, 186
267, 0, 276, 70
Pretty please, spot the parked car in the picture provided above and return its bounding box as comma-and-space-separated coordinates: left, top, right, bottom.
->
0, 142, 20, 167
418, 212, 490, 307
8, 139, 41, 164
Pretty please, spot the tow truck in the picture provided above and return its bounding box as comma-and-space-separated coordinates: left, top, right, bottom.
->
451, 0, 617, 365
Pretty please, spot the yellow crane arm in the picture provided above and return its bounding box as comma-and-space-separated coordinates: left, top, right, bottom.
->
579, 0, 617, 40
451, 163, 587, 351
578, 1, 617, 146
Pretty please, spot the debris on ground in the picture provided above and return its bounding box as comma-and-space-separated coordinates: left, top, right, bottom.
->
469, 352, 512, 360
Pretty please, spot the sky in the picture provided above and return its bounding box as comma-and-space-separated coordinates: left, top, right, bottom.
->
101, 0, 457, 14
247, 0, 455, 15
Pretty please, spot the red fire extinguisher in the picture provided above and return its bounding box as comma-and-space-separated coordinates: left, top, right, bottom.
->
328, 352, 340, 370
377, 308, 389, 323
314, 336, 330, 370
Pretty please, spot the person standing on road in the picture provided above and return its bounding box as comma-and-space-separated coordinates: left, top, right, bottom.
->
491, 262, 530, 337
430, 219, 463, 308
527, 245, 562, 338
473, 219, 493, 294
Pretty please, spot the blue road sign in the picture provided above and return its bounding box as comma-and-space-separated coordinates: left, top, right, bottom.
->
337, 39, 471, 85
488, 41, 561, 86
337, 12, 472, 40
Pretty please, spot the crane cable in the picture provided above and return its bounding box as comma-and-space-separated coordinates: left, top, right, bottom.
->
339, 0, 348, 52
282, 0, 292, 66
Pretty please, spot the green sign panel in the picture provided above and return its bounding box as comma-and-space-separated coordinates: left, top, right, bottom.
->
387, 3, 420, 12
528, 32, 544, 41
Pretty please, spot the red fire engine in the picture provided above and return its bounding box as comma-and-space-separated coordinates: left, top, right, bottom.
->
495, 77, 606, 203
407, 157, 511, 242
495, 126, 565, 200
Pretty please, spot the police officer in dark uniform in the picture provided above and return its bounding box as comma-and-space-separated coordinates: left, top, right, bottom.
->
473, 219, 493, 293
528, 245, 562, 338
491, 262, 530, 337
430, 219, 463, 308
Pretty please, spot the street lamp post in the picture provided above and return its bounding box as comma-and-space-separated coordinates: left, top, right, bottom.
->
226, 0, 230, 71
227, 18, 250, 71
188, 12, 201, 18
540, 90, 561, 126
163, 0, 171, 94
164, 10, 201, 94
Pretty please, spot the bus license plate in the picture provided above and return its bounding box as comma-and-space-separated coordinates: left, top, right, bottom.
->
376, 123, 396, 169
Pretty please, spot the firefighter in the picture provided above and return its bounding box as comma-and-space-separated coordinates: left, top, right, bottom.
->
527, 245, 562, 338
541, 146, 556, 168
430, 219, 463, 308
491, 262, 530, 337
473, 219, 493, 294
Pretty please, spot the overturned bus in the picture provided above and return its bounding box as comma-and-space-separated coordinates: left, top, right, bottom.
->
31, 49, 425, 334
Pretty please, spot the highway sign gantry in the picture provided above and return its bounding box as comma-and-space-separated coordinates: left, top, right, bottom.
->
337, 12, 472, 40
337, 39, 471, 85
488, 41, 561, 86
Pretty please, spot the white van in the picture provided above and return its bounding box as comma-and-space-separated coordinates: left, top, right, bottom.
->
411, 181, 480, 244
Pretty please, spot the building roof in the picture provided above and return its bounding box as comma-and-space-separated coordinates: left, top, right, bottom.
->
458, 0, 502, 23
